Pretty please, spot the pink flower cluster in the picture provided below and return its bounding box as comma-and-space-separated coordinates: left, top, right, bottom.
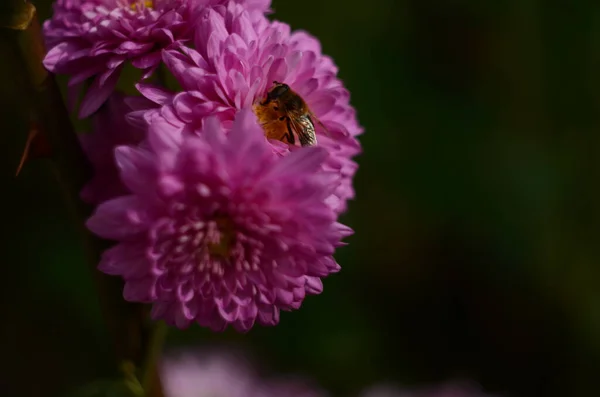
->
160, 349, 499, 397
160, 348, 329, 397
43, 0, 271, 117
44, 0, 362, 331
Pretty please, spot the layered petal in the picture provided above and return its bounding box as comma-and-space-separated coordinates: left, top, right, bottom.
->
86, 109, 350, 331
79, 92, 147, 204
134, 2, 362, 213
43, 0, 272, 116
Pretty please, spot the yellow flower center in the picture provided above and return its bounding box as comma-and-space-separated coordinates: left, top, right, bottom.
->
207, 216, 236, 259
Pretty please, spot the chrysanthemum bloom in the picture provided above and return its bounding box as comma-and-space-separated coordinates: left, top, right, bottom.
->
79, 92, 150, 204
160, 349, 258, 397
135, 1, 362, 214
43, 0, 272, 118
86, 109, 351, 331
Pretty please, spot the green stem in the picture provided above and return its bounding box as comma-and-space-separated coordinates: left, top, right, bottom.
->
141, 321, 167, 397
2, 2, 165, 395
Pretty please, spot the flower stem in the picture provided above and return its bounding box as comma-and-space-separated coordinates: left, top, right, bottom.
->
141, 321, 168, 397
2, 2, 165, 395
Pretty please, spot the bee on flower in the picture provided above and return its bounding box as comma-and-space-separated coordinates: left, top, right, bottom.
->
254, 81, 322, 147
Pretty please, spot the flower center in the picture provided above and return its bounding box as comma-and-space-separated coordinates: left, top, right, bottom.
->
159, 204, 266, 278
169, 212, 239, 272
206, 215, 236, 259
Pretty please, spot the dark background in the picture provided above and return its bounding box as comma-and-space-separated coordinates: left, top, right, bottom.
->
2, 0, 600, 396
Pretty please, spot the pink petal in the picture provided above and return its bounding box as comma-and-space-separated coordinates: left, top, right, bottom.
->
98, 242, 153, 278
136, 82, 173, 106
86, 195, 148, 240
149, 118, 183, 150
78, 65, 122, 118
123, 276, 157, 302
269, 146, 328, 177
114, 145, 157, 195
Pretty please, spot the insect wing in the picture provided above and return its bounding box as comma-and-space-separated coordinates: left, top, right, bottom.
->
289, 115, 318, 146
309, 111, 332, 139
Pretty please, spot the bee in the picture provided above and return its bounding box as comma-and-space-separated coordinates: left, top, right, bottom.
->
130, 0, 154, 11
253, 81, 324, 147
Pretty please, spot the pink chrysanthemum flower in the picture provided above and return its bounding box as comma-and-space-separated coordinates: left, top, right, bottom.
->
79, 92, 150, 204
160, 349, 258, 397
135, 1, 362, 214
86, 109, 351, 331
43, 0, 272, 118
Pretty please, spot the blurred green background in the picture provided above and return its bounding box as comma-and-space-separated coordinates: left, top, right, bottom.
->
3, 0, 600, 396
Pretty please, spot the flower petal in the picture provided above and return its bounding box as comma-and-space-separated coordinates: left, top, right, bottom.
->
86, 196, 149, 240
